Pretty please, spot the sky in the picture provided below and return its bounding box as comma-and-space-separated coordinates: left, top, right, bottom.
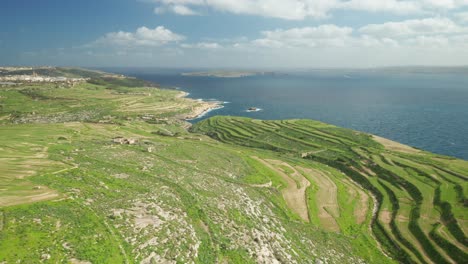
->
1, 0, 468, 68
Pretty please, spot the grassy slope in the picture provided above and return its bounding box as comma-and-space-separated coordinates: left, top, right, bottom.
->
0, 68, 465, 263
192, 116, 468, 264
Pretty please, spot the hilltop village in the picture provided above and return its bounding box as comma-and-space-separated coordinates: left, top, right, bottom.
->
0, 74, 89, 84
0, 67, 90, 84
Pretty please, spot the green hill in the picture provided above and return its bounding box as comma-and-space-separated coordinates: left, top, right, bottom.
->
0, 68, 466, 263
192, 116, 468, 264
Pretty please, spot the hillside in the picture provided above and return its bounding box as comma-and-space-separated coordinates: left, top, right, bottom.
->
0, 68, 466, 264
192, 117, 468, 264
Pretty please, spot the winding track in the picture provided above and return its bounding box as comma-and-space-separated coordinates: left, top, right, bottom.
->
252, 156, 310, 222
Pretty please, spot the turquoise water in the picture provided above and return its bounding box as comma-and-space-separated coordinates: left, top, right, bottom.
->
107, 68, 468, 160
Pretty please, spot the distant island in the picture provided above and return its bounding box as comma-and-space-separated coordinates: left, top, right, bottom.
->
181, 70, 282, 78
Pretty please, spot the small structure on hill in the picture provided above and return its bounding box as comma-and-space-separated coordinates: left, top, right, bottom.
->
113, 137, 138, 145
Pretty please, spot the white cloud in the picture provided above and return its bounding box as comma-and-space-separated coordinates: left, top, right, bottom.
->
181, 42, 221, 48
200, 0, 334, 20
261, 25, 353, 39
197, 42, 221, 48
93, 26, 185, 47
358, 35, 401, 47
173, 4, 199, 15
381, 37, 400, 47
339, 0, 421, 14
450, 33, 468, 45
253, 25, 353, 48
150, 0, 336, 19
423, 0, 468, 9
148, 0, 468, 20
74, 12, 468, 67
405, 35, 450, 46
455, 12, 468, 23
359, 17, 464, 37
246, 18, 468, 51
154, 4, 199, 15
252, 38, 285, 48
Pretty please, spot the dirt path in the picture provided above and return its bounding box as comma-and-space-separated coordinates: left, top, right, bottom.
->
340, 178, 370, 225
252, 157, 310, 222
52, 165, 78, 175
250, 181, 272, 188
301, 149, 327, 158
298, 167, 340, 232
379, 210, 392, 224
355, 190, 369, 224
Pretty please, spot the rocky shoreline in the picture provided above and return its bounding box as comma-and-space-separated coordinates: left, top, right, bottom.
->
177, 91, 224, 121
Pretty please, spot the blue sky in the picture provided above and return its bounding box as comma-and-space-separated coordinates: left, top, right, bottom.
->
1, 0, 468, 68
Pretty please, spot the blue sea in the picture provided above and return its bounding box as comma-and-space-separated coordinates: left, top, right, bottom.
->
103, 68, 468, 160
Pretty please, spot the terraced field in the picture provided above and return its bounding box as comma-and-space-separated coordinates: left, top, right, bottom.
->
1, 68, 466, 263
192, 116, 468, 264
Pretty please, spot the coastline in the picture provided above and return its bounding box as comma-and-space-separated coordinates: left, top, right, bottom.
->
186, 104, 224, 121
176, 91, 190, 98
177, 91, 224, 121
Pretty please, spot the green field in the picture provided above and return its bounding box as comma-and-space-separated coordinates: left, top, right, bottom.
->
0, 68, 466, 263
